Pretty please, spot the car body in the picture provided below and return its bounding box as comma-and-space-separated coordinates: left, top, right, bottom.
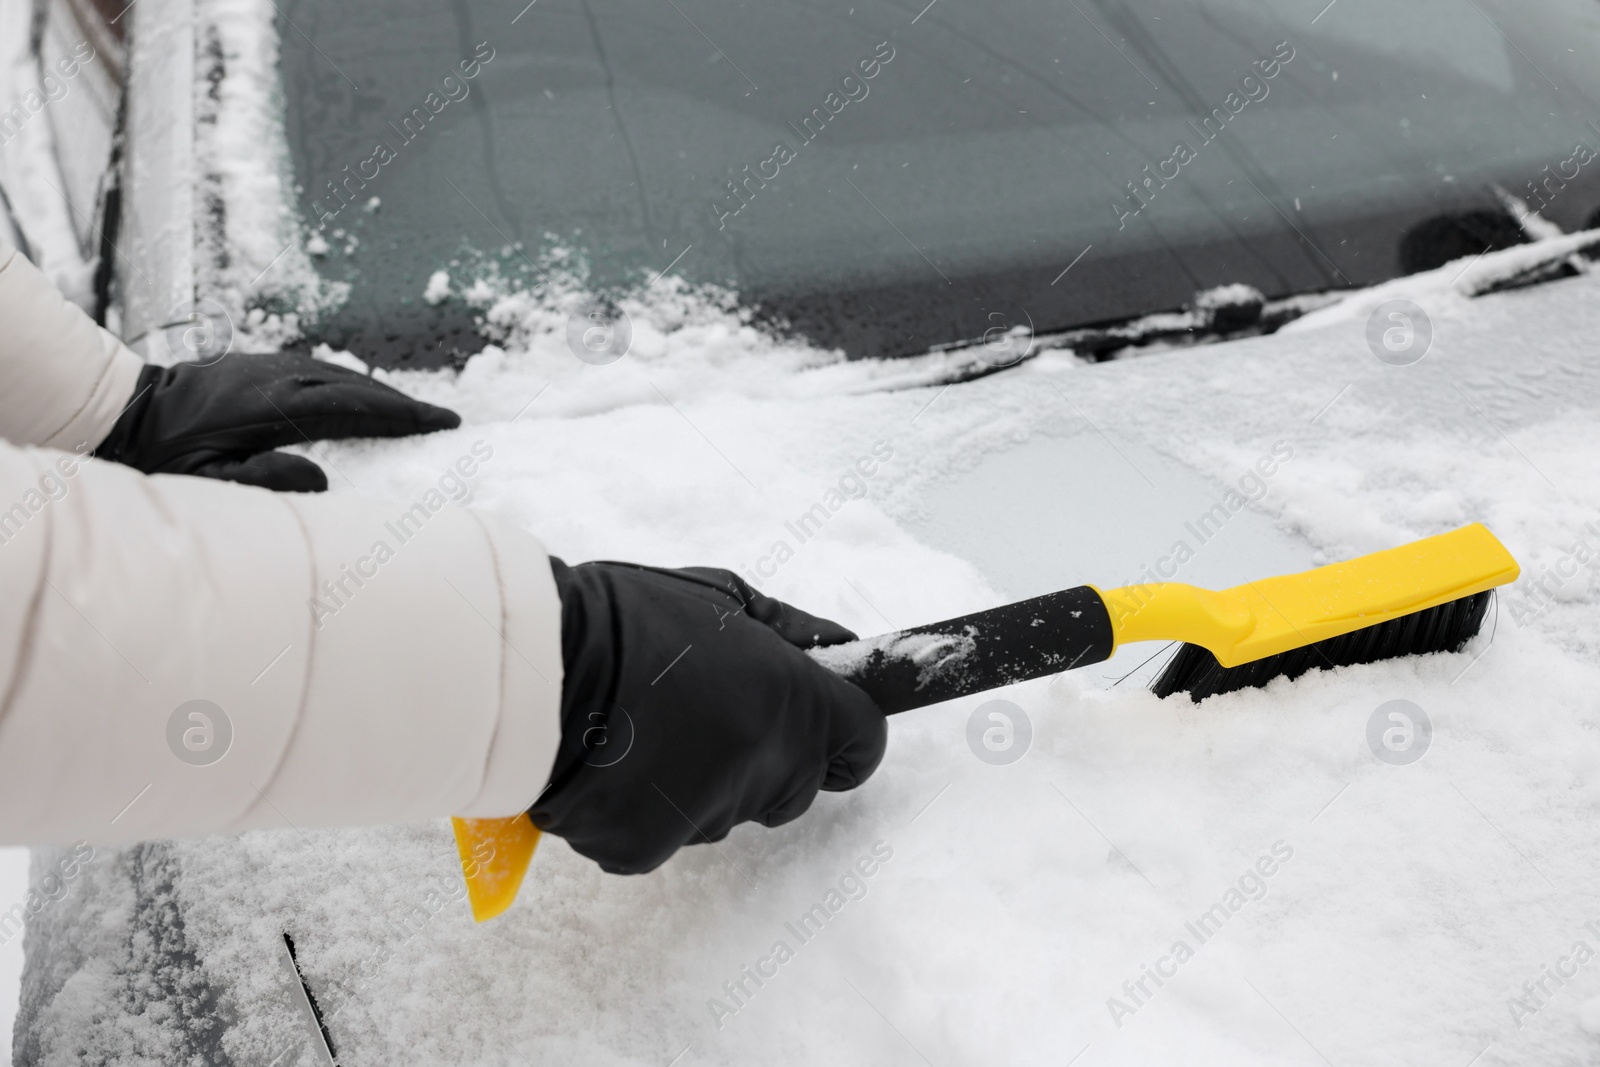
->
9, 0, 1600, 1064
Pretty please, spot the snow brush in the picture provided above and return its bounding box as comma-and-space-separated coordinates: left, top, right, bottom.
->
452, 523, 1517, 920
812, 521, 1518, 709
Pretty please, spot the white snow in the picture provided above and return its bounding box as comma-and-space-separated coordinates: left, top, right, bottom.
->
422, 269, 451, 305
193, 0, 343, 351
808, 629, 980, 688
310, 343, 368, 376
1192, 282, 1265, 311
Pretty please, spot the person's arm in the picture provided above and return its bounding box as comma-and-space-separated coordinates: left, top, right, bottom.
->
0, 440, 887, 865
0, 235, 460, 489
0, 439, 563, 843
0, 237, 144, 452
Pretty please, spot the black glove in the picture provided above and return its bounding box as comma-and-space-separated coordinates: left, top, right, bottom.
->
96, 352, 461, 492
530, 561, 887, 874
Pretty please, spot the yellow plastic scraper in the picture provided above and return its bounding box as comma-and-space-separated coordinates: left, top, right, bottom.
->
453, 814, 541, 922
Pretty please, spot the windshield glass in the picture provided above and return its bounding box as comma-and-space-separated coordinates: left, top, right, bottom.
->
275, 0, 1600, 363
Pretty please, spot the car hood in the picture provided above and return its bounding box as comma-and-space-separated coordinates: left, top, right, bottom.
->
19, 247, 1600, 1066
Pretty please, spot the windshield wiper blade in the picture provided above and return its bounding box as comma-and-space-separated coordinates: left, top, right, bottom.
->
1025, 284, 1342, 363
1026, 228, 1600, 365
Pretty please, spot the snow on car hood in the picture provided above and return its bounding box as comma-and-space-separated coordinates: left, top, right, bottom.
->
20, 229, 1600, 1065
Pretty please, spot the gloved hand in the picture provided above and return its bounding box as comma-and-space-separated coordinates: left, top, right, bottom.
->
531, 561, 887, 874
96, 352, 460, 491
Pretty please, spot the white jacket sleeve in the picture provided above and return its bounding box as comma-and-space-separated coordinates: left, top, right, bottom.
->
0, 237, 144, 451
0, 441, 564, 845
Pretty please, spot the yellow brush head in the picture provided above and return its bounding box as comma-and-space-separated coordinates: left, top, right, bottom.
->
1100, 523, 1519, 668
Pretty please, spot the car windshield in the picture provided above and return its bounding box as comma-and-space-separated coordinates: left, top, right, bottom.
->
275, 0, 1600, 363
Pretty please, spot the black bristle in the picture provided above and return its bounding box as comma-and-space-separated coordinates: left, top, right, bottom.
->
1150, 591, 1494, 702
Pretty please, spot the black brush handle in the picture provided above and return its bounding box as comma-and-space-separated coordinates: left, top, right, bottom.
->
809, 586, 1115, 714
